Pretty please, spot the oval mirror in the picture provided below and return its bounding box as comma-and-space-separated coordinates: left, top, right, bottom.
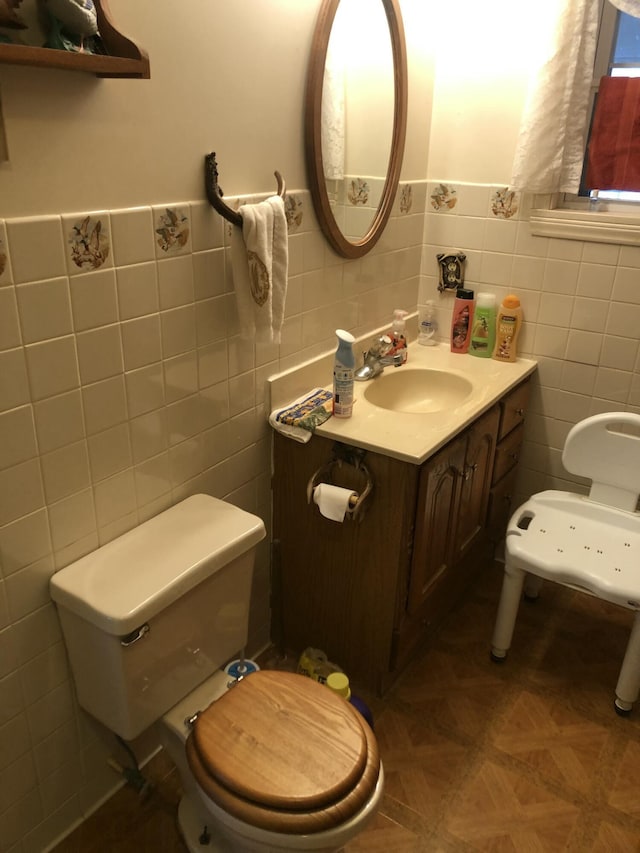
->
305, 0, 408, 259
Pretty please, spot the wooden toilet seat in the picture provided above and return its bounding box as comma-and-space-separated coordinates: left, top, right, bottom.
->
186, 669, 380, 834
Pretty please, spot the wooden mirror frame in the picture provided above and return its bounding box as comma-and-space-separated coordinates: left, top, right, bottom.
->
305, 0, 408, 259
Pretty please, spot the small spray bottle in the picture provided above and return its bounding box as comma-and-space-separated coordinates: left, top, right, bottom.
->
333, 329, 355, 418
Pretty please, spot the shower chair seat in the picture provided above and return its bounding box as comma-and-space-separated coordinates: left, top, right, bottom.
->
490, 411, 640, 715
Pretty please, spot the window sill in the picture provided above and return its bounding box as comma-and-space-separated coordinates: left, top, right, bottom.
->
529, 206, 640, 246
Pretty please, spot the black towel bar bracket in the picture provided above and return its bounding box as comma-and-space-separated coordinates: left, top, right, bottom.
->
204, 152, 286, 227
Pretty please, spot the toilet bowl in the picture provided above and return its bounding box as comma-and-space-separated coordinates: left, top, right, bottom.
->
161, 668, 383, 852
49, 495, 384, 853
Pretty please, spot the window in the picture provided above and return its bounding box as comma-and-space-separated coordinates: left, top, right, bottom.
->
580, 2, 640, 203
531, 1, 640, 245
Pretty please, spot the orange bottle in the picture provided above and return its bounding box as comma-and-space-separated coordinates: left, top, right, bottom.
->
492, 295, 522, 363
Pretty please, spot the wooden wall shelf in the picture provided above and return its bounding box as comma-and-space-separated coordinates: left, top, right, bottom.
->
0, 0, 149, 79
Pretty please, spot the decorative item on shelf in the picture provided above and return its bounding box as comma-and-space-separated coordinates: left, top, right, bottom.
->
0, 0, 149, 76
42, 0, 102, 54
437, 249, 466, 292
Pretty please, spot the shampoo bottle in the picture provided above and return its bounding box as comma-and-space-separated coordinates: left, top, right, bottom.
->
450, 288, 475, 354
469, 292, 497, 358
333, 329, 355, 418
492, 295, 523, 363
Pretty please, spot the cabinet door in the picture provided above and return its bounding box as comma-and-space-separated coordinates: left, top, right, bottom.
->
454, 405, 500, 561
407, 434, 466, 615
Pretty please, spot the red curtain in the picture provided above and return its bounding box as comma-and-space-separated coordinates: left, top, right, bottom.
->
585, 76, 640, 191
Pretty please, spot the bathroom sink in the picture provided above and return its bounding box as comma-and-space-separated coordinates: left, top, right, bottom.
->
363, 368, 473, 414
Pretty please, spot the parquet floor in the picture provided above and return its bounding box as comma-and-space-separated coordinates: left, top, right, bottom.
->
55, 560, 640, 852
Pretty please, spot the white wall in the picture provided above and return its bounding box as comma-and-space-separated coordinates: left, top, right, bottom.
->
427, 0, 553, 183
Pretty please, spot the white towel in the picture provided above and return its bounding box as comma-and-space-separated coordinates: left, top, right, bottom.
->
231, 195, 288, 344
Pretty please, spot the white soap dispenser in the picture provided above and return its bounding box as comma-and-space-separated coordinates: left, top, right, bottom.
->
418, 300, 438, 346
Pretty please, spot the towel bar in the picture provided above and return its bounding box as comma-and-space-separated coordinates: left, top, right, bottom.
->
204, 152, 286, 227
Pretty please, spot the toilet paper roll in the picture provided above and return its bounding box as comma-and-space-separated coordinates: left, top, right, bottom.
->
313, 483, 357, 522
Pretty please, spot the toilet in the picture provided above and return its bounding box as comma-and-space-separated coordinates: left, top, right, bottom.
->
49, 494, 383, 852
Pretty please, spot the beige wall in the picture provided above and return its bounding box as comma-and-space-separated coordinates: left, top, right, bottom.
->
0, 0, 433, 218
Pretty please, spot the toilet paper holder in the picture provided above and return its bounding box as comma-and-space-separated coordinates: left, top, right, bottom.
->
306, 446, 373, 521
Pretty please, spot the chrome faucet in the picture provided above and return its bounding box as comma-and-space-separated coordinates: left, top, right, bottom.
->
354, 334, 405, 381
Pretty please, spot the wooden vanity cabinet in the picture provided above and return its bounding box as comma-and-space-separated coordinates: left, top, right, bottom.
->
272, 377, 531, 694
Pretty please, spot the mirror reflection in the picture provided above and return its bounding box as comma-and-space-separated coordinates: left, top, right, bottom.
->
305, 0, 407, 259
321, 0, 394, 242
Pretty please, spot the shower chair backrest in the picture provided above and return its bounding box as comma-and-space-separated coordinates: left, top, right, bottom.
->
561, 412, 640, 513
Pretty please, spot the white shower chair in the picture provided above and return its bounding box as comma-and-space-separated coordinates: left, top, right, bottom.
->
490, 412, 640, 715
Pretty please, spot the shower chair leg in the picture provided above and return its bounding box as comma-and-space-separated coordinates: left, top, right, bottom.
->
490, 563, 526, 662
614, 610, 640, 716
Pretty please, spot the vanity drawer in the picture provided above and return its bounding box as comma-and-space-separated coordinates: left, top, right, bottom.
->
498, 379, 530, 440
492, 423, 524, 485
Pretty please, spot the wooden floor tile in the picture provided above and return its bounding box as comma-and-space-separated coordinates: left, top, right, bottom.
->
445, 759, 581, 850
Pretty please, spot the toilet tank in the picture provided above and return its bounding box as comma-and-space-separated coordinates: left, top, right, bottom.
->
50, 494, 266, 741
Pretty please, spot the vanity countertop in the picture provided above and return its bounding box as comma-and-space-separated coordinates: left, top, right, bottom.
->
267, 340, 537, 466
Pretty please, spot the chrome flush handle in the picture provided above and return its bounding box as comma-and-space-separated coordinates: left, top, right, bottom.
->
119, 624, 150, 647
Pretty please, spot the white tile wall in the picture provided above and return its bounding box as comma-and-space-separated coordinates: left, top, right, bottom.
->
0, 186, 424, 851
421, 180, 640, 507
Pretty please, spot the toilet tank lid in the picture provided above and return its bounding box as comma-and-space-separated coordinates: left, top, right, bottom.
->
49, 494, 266, 636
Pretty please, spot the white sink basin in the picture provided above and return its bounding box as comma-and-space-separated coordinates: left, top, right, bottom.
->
363, 367, 473, 414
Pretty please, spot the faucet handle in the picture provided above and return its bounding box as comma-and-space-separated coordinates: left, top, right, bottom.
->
370, 334, 392, 357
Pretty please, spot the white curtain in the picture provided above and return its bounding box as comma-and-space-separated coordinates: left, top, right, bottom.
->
510, 0, 601, 194
321, 40, 346, 182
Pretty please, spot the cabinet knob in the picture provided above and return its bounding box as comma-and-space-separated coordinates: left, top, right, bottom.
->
515, 408, 525, 416
462, 462, 478, 480
510, 452, 519, 462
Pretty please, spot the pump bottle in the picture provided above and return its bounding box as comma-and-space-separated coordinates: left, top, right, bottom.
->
390, 309, 408, 362
418, 300, 438, 345
333, 329, 355, 417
